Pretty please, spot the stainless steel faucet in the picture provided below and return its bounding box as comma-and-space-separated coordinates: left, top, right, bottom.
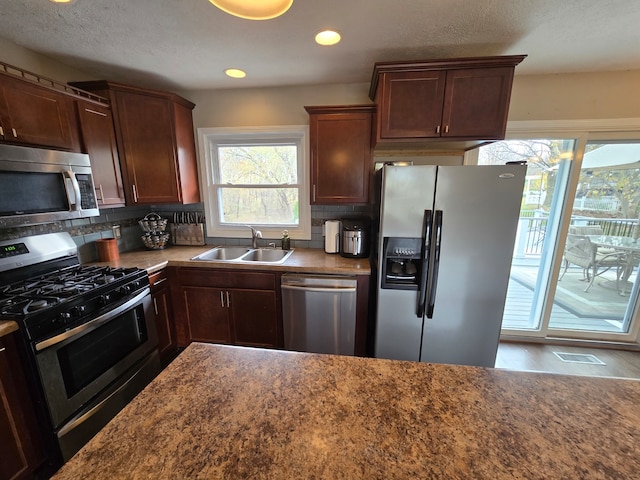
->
247, 226, 262, 248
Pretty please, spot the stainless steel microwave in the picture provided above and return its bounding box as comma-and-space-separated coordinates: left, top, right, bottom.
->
0, 144, 99, 228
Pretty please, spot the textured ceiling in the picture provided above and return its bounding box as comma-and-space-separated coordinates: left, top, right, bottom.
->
0, 0, 638, 91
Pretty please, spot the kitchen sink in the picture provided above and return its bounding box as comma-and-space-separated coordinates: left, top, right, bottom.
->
191, 246, 251, 261
239, 248, 293, 263
190, 247, 294, 264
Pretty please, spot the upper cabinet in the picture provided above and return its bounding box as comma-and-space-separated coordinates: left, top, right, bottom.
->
75, 100, 126, 207
0, 71, 80, 151
369, 55, 526, 149
305, 105, 375, 205
69, 81, 200, 205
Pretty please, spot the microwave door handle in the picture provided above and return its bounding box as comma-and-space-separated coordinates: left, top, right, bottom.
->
63, 170, 82, 211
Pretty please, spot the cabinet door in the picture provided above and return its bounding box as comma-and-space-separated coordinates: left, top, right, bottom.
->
182, 286, 232, 343
377, 70, 446, 140
229, 289, 279, 348
442, 67, 514, 139
150, 270, 177, 365
76, 100, 125, 207
0, 334, 45, 480
114, 91, 181, 204
309, 108, 373, 204
0, 75, 78, 150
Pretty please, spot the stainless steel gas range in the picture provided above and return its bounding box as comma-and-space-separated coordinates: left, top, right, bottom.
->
0, 232, 161, 465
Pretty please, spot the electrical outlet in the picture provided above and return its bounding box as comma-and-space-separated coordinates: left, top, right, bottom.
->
112, 225, 122, 239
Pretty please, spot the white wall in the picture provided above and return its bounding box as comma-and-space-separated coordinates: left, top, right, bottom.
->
0, 37, 96, 83
2, 35, 640, 130
509, 70, 640, 121
183, 83, 372, 129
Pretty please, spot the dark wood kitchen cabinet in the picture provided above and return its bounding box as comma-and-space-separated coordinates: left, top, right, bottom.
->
305, 105, 375, 205
369, 55, 526, 147
149, 268, 177, 366
0, 332, 46, 480
75, 100, 126, 207
0, 71, 80, 151
69, 81, 200, 205
172, 268, 281, 349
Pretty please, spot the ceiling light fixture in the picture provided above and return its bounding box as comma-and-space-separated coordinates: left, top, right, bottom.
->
315, 30, 341, 46
209, 0, 293, 20
225, 68, 246, 79
49, 0, 75, 3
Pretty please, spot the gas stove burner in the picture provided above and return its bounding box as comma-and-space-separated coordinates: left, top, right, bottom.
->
98, 275, 116, 284
28, 299, 50, 311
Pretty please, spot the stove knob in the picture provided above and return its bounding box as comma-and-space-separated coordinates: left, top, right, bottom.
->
58, 312, 72, 323
99, 294, 112, 306
72, 305, 87, 317
119, 285, 132, 295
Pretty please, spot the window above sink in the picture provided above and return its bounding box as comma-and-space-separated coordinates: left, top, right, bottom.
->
197, 125, 311, 241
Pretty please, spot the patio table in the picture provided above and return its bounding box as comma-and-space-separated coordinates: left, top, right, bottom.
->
587, 235, 640, 294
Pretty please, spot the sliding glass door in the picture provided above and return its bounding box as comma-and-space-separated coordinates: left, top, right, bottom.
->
477, 138, 640, 343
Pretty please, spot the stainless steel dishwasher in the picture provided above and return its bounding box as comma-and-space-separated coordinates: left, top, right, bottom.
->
281, 274, 357, 355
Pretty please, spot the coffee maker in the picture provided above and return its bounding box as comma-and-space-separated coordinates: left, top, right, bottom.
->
340, 217, 370, 258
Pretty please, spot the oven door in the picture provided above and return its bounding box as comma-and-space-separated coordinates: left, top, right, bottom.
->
33, 288, 159, 430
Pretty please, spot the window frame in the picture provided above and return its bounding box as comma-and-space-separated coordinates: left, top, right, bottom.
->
197, 125, 311, 240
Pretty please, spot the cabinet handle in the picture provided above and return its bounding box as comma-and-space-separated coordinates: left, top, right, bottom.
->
153, 277, 167, 287
132, 185, 138, 203
86, 108, 107, 117
313, 184, 317, 202
0, 347, 5, 353
220, 291, 225, 308
153, 297, 159, 315
444, 125, 449, 134
0, 126, 4, 136
12, 128, 17, 138
436, 125, 440, 134
226, 291, 231, 308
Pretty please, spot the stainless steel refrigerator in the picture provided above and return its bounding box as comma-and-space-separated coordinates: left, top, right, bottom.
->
374, 164, 526, 367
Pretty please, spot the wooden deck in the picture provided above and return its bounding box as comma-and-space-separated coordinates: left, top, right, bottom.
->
502, 265, 632, 332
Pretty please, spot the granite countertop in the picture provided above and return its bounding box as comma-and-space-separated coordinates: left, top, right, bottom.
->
0, 248, 368, 339
93, 246, 371, 276
52, 343, 640, 479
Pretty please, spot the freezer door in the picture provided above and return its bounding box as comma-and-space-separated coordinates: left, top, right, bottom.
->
375, 288, 423, 361
375, 165, 437, 360
419, 165, 525, 367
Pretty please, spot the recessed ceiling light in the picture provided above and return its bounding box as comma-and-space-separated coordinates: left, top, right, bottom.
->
225, 68, 247, 79
209, 0, 294, 20
315, 30, 341, 46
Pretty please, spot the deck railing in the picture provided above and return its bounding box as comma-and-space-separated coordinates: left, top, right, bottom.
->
514, 213, 638, 257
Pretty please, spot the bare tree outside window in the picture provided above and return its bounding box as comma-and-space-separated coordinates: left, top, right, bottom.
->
217, 145, 299, 225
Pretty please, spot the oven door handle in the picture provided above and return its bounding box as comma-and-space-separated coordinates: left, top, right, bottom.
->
35, 288, 150, 352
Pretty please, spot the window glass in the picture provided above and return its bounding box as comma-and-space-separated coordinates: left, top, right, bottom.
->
198, 126, 310, 240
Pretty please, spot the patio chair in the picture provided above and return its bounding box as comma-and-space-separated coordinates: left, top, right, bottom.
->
559, 234, 626, 292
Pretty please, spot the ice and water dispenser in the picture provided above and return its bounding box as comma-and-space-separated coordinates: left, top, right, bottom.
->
381, 237, 422, 290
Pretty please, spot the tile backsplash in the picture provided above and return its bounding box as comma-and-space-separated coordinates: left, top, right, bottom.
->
0, 203, 374, 263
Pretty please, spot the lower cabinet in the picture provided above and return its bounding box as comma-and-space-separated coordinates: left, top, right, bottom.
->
172, 268, 282, 349
0, 332, 46, 480
149, 269, 177, 366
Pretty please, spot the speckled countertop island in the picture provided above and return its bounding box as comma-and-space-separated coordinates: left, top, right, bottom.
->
52, 343, 639, 479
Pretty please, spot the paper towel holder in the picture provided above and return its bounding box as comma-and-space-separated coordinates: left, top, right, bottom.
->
323, 220, 341, 254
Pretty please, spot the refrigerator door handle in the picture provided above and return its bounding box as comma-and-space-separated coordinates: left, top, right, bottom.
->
417, 209, 433, 317
426, 210, 443, 318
